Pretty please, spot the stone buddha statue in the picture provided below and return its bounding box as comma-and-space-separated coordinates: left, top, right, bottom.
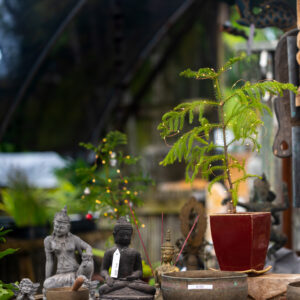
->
154, 230, 179, 299
99, 217, 156, 299
43, 206, 94, 299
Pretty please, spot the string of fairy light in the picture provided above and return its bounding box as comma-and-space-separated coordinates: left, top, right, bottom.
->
83, 137, 145, 228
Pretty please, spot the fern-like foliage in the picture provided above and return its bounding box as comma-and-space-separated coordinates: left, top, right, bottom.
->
158, 55, 297, 212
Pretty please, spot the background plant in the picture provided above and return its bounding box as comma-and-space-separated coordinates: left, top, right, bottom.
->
77, 131, 153, 219
48, 159, 89, 215
0, 227, 18, 300
158, 54, 297, 213
0, 170, 50, 226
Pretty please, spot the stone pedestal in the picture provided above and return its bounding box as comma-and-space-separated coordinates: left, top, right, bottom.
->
247, 273, 300, 300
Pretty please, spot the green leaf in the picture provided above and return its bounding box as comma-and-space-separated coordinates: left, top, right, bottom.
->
217, 53, 246, 75
186, 134, 195, 158
180, 68, 217, 80
189, 109, 194, 124
0, 280, 18, 300
79, 142, 97, 152
0, 228, 12, 239
0, 248, 18, 260
92, 248, 105, 258
208, 175, 227, 192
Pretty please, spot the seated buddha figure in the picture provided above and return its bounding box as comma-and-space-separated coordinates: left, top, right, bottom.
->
99, 217, 156, 298
154, 230, 179, 299
43, 206, 94, 299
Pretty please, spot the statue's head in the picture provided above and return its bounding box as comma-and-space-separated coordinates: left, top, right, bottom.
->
161, 230, 175, 264
113, 217, 133, 246
53, 206, 70, 237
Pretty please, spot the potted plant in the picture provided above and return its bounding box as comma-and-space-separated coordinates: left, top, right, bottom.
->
157, 54, 297, 271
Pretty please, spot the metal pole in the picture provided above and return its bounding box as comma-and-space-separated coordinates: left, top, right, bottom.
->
0, 0, 87, 142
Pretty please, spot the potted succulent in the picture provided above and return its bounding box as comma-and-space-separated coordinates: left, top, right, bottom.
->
157, 54, 297, 271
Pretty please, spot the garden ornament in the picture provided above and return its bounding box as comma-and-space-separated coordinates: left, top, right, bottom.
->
16, 278, 39, 300
85, 279, 99, 300
272, 22, 300, 208
154, 230, 179, 300
176, 197, 207, 270
43, 206, 94, 300
99, 217, 155, 299
234, 0, 296, 54
235, 0, 296, 30
233, 174, 289, 257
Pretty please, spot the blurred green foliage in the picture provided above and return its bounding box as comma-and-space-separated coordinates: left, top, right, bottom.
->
47, 159, 89, 215
0, 228, 18, 259
0, 227, 18, 299
77, 131, 153, 219
0, 170, 50, 227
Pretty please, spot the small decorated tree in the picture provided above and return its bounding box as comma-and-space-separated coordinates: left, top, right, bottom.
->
77, 131, 152, 220
158, 54, 296, 213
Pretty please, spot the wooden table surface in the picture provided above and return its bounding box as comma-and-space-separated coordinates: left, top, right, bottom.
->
247, 273, 300, 300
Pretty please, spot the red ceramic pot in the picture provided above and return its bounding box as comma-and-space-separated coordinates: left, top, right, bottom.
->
210, 212, 271, 271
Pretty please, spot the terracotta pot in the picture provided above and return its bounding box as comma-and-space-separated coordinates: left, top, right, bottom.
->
161, 270, 248, 300
46, 287, 89, 300
210, 212, 271, 271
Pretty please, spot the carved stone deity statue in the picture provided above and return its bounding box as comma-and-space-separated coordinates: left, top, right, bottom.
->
154, 230, 179, 300
16, 278, 39, 300
43, 206, 94, 299
235, 174, 289, 257
99, 217, 156, 299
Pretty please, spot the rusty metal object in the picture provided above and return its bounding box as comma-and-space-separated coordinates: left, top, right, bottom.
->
273, 96, 292, 157
179, 197, 206, 248
177, 197, 207, 270
287, 35, 300, 207
46, 287, 89, 300
273, 28, 298, 158
287, 36, 300, 118
161, 270, 248, 300
287, 281, 300, 299
273, 28, 300, 207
